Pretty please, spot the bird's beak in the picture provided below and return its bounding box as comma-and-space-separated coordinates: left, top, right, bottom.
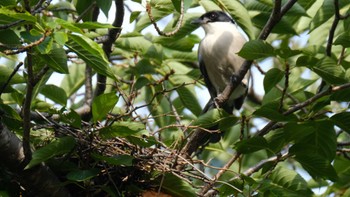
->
191, 18, 204, 25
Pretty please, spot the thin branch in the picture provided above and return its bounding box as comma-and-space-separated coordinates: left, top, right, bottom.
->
0, 62, 23, 95
21, 50, 34, 168
257, 82, 350, 136
146, 0, 185, 37
279, 62, 290, 112
3, 30, 51, 55
199, 153, 241, 196
94, 0, 124, 98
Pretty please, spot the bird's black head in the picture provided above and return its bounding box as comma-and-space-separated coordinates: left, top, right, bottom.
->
192, 11, 234, 25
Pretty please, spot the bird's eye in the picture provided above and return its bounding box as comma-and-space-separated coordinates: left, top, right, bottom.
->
210, 13, 217, 20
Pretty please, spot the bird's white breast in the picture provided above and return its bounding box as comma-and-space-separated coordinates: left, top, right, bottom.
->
199, 22, 247, 99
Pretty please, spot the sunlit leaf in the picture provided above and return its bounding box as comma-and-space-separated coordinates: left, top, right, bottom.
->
66, 34, 115, 79
41, 84, 67, 106
92, 92, 119, 122
238, 40, 275, 60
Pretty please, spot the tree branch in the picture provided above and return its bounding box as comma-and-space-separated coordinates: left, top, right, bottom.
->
257, 82, 350, 136
0, 123, 71, 196
146, 0, 185, 37
94, 0, 124, 98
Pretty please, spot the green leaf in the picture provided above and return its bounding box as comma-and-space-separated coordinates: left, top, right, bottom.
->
155, 173, 196, 197
26, 136, 76, 169
330, 88, 350, 102
0, 66, 25, 84
192, 108, 238, 129
66, 169, 99, 182
238, 40, 275, 60
0, 0, 16, 6
172, 0, 192, 13
176, 86, 202, 116
53, 31, 68, 45
288, 120, 337, 162
284, 122, 314, 143
116, 35, 163, 60
215, 0, 255, 39
333, 32, 350, 48
0, 29, 21, 48
74, 0, 95, 21
66, 34, 115, 79
0, 7, 36, 23
200, 0, 221, 11
253, 102, 298, 122
40, 84, 68, 106
252, 13, 297, 35
74, 22, 116, 29
162, 13, 202, 39
98, 121, 146, 139
55, 18, 83, 33
155, 34, 199, 51
135, 9, 170, 32
294, 154, 338, 181
92, 92, 119, 122
0, 104, 22, 129
96, 0, 112, 17
264, 68, 284, 93
235, 136, 269, 154
310, 57, 347, 85
39, 46, 68, 73
259, 166, 313, 196
91, 153, 133, 166
130, 11, 141, 23
331, 112, 350, 134
309, 0, 334, 32
60, 109, 82, 129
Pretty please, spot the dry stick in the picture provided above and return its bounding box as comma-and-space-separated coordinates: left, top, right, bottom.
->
146, 0, 184, 37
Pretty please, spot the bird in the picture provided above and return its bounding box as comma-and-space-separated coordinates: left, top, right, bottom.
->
192, 10, 249, 114
191, 11, 249, 144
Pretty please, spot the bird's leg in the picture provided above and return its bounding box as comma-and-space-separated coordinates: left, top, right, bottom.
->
214, 74, 240, 108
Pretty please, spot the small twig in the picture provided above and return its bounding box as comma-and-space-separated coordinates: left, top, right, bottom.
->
279, 61, 290, 112
257, 82, 350, 136
0, 62, 23, 95
3, 30, 51, 55
146, 0, 185, 37
199, 153, 241, 196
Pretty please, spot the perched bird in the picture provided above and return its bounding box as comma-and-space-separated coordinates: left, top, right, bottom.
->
192, 10, 249, 114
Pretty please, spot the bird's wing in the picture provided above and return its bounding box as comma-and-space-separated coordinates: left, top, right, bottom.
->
199, 55, 217, 99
